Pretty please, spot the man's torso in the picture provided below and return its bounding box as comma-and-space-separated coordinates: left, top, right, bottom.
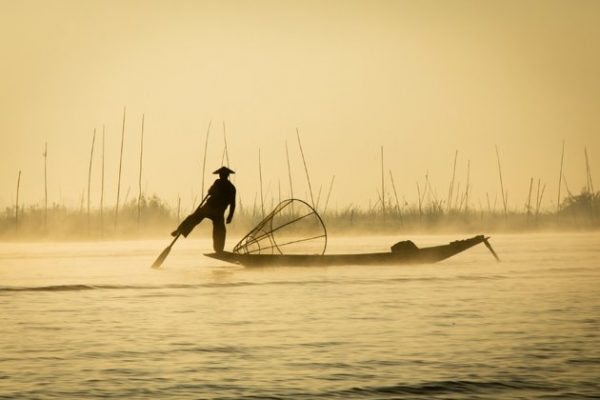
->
206, 179, 235, 212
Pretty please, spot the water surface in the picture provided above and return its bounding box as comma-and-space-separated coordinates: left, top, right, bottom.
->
1, 233, 599, 399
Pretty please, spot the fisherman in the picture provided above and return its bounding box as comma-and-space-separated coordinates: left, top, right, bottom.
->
171, 166, 236, 252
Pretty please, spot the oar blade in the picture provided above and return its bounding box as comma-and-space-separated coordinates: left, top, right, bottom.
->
483, 238, 500, 262
151, 246, 172, 269
151, 234, 181, 269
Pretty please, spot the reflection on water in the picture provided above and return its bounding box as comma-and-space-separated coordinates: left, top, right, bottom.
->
0, 233, 599, 399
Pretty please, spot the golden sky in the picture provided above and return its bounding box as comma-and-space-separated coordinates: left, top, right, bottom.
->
1, 0, 599, 211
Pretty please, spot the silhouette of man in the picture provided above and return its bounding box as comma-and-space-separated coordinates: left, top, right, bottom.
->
172, 166, 236, 252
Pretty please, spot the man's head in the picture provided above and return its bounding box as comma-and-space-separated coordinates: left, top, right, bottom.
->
213, 166, 235, 179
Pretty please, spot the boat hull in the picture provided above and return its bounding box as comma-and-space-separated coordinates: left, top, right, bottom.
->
205, 235, 488, 267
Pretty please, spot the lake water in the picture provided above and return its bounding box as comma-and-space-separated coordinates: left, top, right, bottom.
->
1, 233, 599, 399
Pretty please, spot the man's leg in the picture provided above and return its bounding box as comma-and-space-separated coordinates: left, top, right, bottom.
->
211, 216, 226, 252
174, 207, 207, 237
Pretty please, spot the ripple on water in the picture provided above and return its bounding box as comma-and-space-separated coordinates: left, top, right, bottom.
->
1, 234, 599, 399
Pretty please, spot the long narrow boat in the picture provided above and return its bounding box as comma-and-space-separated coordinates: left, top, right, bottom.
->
206, 235, 491, 267
205, 199, 499, 267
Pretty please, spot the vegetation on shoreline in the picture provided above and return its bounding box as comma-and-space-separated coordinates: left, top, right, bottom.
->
2, 190, 598, 241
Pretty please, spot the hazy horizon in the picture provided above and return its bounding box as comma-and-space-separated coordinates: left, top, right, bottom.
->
2, 0, 599, 213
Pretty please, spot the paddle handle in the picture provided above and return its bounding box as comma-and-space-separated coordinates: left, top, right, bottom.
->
168, 233, 181, 249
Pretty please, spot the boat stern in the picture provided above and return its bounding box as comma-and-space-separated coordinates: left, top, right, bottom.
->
204, 251, 241, 265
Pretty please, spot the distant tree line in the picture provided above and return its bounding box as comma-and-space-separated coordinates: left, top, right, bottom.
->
1, 189, 598, 241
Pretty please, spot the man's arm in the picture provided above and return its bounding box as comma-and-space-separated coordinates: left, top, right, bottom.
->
226, 188, 236, 224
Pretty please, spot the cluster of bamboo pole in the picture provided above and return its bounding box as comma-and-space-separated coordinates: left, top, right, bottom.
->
13, 108, 148, 236
9, 121, 598, 238
375, 142, 596, 227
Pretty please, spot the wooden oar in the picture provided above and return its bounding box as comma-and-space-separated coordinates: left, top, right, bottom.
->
483, 237, 500, 262
151, 233, 180, 269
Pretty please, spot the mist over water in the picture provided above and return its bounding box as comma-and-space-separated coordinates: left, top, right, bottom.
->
1, 233, 599, 399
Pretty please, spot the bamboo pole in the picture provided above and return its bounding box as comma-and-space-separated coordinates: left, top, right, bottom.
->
584, 147, 596, 223
315, 184, 323, 211
123, 186, 131, 207
43, 142, 48, 228
557, 140, 565, 223
540, 185, 546, 209
585, 148, 596, 222
259, 148, 265, 218
464, 160, 470, 214
526, 177, 533, 224
15, 170, 21, 234
222, 121, 230, 167
285, 140, 294, 199
296, 128, 315, 208
455, 182, 461, 212
585, 147, 595, 220
536, 182, 546, 223
495, 146, 507, 217
381, 146, 386, 223
201, 120, 212, 199
323, 175, 335, 215
457, 184, 467, 212
388, 170, 402, 223
221, 136, 226, 166
585, 147, 594, 193
562, 172, 578, 225
535, 179, 541, 223
562, 173, 573, 198
100, 125, 105, 234
381, 146, 385, 220
115, 107, 126, 230
447, 150, 458, 212
87, 129, 96, 233
416, 182, 423, 221
137, 114, 145, 227
375, 188, 384, 214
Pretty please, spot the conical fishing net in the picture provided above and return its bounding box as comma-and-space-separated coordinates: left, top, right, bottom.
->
233, 199, 327, 255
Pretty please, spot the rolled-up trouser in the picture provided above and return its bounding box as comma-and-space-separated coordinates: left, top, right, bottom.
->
177, 207, 226, 252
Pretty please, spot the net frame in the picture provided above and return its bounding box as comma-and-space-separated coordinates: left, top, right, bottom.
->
233, 198, 328, 255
